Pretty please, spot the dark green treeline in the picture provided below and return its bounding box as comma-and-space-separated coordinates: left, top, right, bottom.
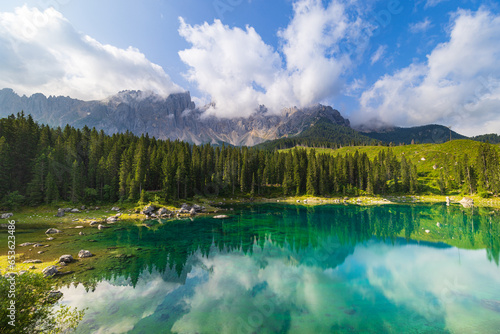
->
0, 113, 496, 207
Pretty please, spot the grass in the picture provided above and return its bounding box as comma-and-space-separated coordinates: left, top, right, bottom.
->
281, 139, 500, 195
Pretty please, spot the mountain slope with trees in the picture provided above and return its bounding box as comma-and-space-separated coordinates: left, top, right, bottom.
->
1, 113, 499, 210
361, 124, 467, 145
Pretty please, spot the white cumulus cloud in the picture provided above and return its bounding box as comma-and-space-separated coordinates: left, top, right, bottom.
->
0, 6, 183, 101
178, 0, 371, 118
355, 8, 500, 136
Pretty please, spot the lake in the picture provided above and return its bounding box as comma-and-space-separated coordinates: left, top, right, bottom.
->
21, 204, 500, 333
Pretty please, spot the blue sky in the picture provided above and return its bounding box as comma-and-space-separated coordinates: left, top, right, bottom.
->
0, 0, 499, 135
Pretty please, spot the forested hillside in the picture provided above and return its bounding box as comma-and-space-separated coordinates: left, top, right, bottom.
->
1, 113, 499, 210
255, 118, 377, 150
288, 140, 500, 197
473, 133, 500, 144
0, 113, 419, 208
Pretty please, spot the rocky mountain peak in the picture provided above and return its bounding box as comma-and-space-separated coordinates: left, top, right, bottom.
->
0, 88, 351, 146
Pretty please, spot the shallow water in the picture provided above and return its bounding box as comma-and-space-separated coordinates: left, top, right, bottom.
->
12, 204, 500, 333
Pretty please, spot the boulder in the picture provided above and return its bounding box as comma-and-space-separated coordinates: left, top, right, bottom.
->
33, 243, 45, 247
436, 222, 442, 228
75, 226, 84, 229
157, 207, 169, 216
55, 209, 65, 217
19, 242, 35, 247
214, 215, 229, 219
192, 204, 202, 212
107, 216, 118, 222
89, 221, 99, 226
78, 250, 93, 258
70, 208, 80, 213
425, 230, 431, 233
142, 205, 156, 215
189, 208, 197, 215
23, 259, 42, 264
45, 228, 62, 234
98, 224, 110, 230
48, 291, 63, 301
179, 203, 192, 213
46, 237, 54, 241
59, 255, 73, 263
446, 197, 451, 206
111, 207, 120, 211
42, 265, 58, 277
0, 213, 13, 219
460, 197, 474, 208
63, 208, 73, 212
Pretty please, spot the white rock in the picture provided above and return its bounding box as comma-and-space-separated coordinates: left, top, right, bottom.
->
45, 228, 62, 234
59, 255, 73, 263
78, 250, 93, 258
0, 213, 13, 219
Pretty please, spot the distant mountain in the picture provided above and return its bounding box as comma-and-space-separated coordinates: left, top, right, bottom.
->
360, 124, 468, 144
472, 133, 500, 144
0, 88, 352, 147
255, 117, 377, 150
1, 88, 486, 148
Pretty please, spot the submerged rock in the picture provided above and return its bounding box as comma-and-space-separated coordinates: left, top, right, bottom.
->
111, 207, 120, 211
42, 265, 58, 277
45, 228, 62, 234
214, 215, 229, 219
23, 259, 42, 264
78, 250, 93, 258
59, 255, 73, 263
48, 291, 63, 301
0, 213, 13, 219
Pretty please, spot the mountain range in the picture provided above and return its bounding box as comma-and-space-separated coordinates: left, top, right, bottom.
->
0, 88, 492, 147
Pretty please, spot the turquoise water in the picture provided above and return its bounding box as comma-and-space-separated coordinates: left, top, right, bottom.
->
58, 204, 500, 333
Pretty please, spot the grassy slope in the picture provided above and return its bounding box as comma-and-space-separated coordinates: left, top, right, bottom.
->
282, 139, 500, 194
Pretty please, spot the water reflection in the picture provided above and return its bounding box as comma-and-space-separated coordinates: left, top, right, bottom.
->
59, 204, 500, 333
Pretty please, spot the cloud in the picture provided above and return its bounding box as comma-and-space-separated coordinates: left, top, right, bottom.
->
409, 17, 433, 33
178, 0, 371, 118
353, 241, 500, 333
355, 8, 500, 136
425, 0, 449, 9
0, 6, 183, 101
60, 269, 183, 334
370, 45, 387, 65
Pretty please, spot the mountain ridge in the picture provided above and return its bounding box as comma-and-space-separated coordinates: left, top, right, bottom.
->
0, 88, 351, 146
